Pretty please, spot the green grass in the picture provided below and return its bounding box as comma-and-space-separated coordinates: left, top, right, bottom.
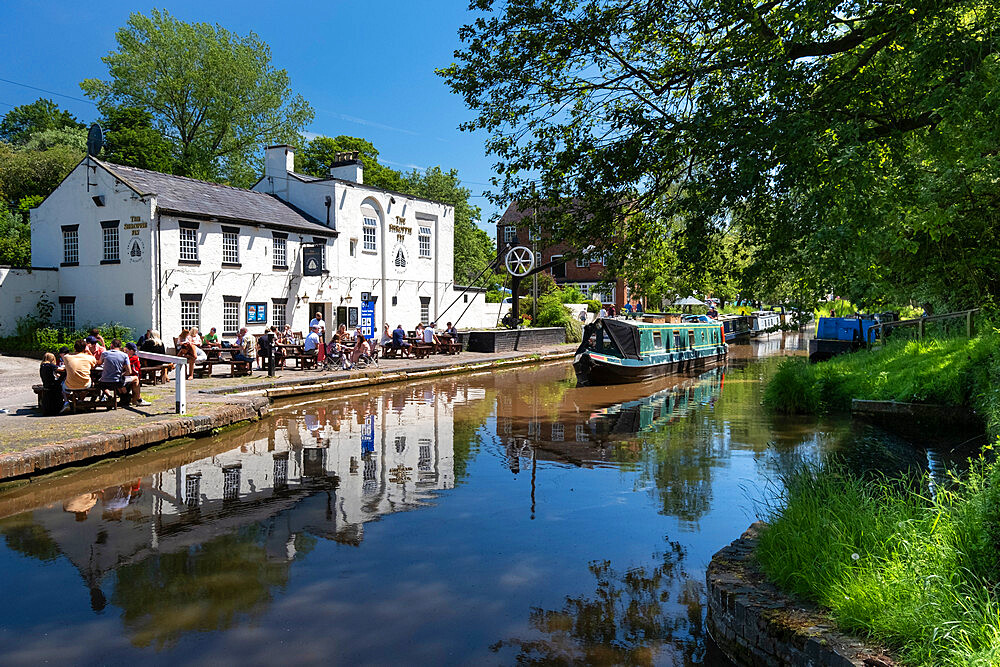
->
764, 334, 1000, 435
756, 459, 1000, 666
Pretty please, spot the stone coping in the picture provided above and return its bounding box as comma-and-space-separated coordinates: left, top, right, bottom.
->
706, 522, 897, 667
0, 396, 269, 481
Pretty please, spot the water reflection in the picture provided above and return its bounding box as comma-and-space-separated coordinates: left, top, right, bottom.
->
0, 335, 849, 664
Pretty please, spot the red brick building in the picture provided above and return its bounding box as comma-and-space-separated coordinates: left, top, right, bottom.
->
496, 202, 629, 307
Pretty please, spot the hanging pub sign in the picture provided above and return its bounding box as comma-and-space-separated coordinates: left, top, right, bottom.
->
303, 245, 324, 276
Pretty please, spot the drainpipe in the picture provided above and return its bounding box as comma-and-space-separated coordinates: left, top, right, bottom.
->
155, 211, 162, 331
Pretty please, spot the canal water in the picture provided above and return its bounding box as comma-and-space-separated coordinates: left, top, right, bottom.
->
0, 334, 873, 665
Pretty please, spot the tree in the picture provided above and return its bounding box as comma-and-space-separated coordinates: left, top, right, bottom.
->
441, 1, 1000, 311
296, 135, 406, 192
0, 142, 81, 209
0, 99, 84, 146
100, 106, 174, 172
81, 9, 313, 186
0, 202, 30, 266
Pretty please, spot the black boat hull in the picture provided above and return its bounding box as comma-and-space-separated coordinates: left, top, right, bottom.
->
574, 352, 725, 386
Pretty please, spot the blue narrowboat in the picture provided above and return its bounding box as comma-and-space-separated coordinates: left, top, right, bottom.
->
720, 315, 751, 342
574, 318, 728, 386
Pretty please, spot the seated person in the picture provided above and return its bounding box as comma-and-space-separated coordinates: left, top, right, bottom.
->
140, 330, 166, 355
282, 324, 294, 342
100, 339, 150, 407
302, 326, 321, 358
444, 322, 458, 338
326, 335, 353, 370
350, 328, 373, 364
233, 328, 255, 368
392, 324, 411, 356
188, 327, 209, 361
380, 323, 393, 349
424, 322, 441, 348
85, 335, 106, 364
202, 327, 219, 347
89, 328, 106, 347
39, 352, 62, 389
176, 328, 197, 379
60, 339, 98, 413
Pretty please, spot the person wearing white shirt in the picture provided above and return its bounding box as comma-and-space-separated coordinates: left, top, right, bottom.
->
598, 307, 608, 319
308, 312, 326, 341
423, 322, 441, 348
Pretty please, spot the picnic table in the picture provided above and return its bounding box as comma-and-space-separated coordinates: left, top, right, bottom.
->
277, 342, 316, 369
196, 346, 251, 377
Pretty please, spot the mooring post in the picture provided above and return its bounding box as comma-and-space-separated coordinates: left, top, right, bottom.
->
918, 317, 925, 339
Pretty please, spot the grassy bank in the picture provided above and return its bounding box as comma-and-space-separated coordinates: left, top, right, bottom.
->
764, 334, 1000, 435
756, 461, 1000, 666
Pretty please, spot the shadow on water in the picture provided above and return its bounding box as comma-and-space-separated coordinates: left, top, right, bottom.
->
0, 332, 974, 665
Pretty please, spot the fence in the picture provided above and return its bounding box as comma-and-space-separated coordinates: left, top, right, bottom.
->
866, 309, 978, 346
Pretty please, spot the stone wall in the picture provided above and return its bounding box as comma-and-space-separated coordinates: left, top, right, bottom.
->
465, 327, 567, 352
706, 522, 896, 667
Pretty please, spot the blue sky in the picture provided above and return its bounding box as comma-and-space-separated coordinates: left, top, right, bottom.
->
0, 1, 500, 232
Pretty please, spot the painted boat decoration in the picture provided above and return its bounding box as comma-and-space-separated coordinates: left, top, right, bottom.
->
574, 318, 728, 386
720, 315, 751, 342
750, 311, 780, 336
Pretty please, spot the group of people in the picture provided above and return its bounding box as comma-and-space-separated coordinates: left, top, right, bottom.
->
380, 321, 457, 357
40, 329, 152, 414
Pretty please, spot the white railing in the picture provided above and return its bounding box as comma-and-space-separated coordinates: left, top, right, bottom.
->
137, 351, 188, 414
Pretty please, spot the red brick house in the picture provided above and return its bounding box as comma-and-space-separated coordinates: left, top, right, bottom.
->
496, 202, 631, 307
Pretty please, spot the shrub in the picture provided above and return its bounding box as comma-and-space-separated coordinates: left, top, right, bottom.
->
585, 299, 601, 313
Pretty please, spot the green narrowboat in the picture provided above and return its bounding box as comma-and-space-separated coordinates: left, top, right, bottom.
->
574, 318, 728, 386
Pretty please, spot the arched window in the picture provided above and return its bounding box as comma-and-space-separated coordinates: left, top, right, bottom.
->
361, 203, 378, 252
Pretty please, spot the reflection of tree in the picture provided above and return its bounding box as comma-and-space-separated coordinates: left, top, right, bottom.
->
110, 525, 291, 648
492, 541, 707, 665
0, 514, 61, 562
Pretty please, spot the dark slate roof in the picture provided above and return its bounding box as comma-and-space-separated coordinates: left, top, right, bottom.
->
97, 159, 336, 236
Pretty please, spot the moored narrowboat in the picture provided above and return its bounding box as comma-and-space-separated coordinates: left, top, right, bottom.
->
750, 311, 780, 336
720, 315, 751, 342
574, 318, 728, 386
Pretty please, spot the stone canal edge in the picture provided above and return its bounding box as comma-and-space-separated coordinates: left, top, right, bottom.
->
0, 349, 575, 482
706, 522, 897, 667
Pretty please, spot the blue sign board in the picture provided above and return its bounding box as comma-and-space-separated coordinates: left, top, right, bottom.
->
361, 300, 375, 339
361, 415, 375, 453
246, 302, 266, 324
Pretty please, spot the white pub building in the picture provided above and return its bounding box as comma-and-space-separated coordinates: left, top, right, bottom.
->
1, 145, 486, 339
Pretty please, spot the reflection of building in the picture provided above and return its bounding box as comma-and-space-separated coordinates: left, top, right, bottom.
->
2, 395, 456, 609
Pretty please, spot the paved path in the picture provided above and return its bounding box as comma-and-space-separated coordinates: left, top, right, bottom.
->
0, 344, 577, 459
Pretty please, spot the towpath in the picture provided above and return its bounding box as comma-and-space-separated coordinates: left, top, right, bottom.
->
0, 344, 577, 480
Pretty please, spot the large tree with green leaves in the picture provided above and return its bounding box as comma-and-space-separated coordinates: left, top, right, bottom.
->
81, 9, 313, 186
0, 99, 83, 146
100, 106, 175, 173
442, 1, 1000, 311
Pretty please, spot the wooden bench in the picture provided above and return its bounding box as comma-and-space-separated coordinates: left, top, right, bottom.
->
439, 340, 462, 355
139, 363, 173, 386
62, 386, 117, 412
411, 343, 434, 359
193, 359, 252, 378
286, 353, 317, 369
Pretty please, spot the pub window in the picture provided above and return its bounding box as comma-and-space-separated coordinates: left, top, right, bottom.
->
222, 227, 240, 265
419, 226, 431, 258
503, 225, 516, 244
101, 220, 120, 263
420, 296, 430, 324
179, 222, 199, 262
363, 213, 377, 252
272, 233, 287, 269
62, 225, 79, 265
223, 296, 240, 335
180, 294, 201, 330
59, 296, 75, 329
272, 299, 287, 328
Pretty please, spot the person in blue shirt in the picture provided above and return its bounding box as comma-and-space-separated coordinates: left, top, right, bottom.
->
392, 324, 412, 357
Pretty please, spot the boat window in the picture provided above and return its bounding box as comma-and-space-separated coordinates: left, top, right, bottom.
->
652, 331, 662, 349
673, 330, 683, 349
593, 329, 621, 356
688, 330, 696, 348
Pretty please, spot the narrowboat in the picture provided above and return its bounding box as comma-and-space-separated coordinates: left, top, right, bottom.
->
750, 311, 780, 336
720, 315, 751, 342
574, 318, 728, 386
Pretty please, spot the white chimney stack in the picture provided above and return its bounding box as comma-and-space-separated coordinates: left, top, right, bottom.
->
264, 144, 295, 179
329, 151, 364, 184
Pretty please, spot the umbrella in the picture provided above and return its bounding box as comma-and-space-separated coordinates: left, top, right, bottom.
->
673, 296, 706, 306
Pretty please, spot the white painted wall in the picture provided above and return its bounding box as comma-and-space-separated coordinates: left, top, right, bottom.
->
0, 268, 59, 336
30, 160, 156, 333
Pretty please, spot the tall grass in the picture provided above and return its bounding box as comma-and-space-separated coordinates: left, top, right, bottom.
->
756, 458, 1000, 666
764, 334, 1000, 435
